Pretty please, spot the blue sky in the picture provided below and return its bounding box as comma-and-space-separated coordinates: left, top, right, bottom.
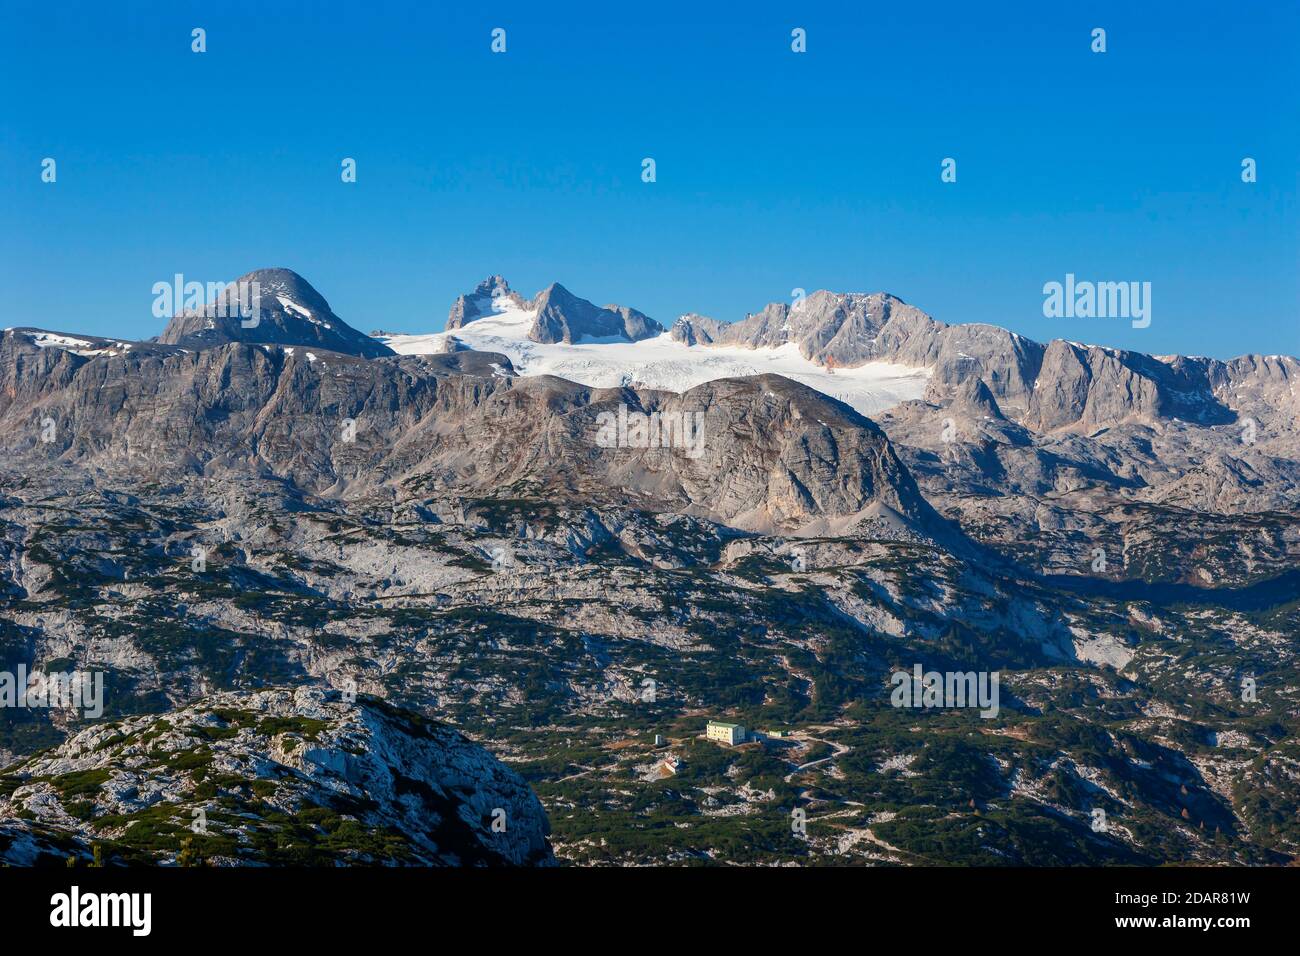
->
2, 0, 1296, 359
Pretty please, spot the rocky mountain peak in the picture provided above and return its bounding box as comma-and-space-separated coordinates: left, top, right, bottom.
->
527, 282, 663, 344
668, 290, 927, 368
157, 267, 394, 359
474, 274, 513, 297
446, 277, 662, 344
446, 275, 528, 330
238, 267, 334, 315
950, 375, 1006, 420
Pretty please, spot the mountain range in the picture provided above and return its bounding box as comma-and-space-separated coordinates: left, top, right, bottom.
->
7, 267, 1298, 566
2, 267, 1297, 866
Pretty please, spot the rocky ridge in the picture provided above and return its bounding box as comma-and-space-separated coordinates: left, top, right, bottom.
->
0, 686, 553, 866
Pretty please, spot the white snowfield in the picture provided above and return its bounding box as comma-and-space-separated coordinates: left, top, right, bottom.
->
9, 330, 129, 357
378, 295, 930, 417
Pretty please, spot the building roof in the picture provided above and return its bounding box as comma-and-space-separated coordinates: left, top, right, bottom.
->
707, 720, 741, 730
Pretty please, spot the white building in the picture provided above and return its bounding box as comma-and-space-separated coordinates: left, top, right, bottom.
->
706, 720, 746, 745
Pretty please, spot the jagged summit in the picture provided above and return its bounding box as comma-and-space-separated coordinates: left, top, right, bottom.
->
474, 274, 512, 297
157, 268, 395, 359
446, 275, 528, 330
529, 282, 662, 343
446, 276, 663, 344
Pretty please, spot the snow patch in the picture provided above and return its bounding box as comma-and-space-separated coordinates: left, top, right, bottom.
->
20, 331, 123, 357
277, 296, 332, 330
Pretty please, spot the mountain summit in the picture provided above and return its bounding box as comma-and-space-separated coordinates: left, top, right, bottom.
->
157, 268, 395, 358
529, 282, 662, 343
446, 276, 663, 344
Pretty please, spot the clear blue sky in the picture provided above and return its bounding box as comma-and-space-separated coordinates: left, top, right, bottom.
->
2, 0, 1296, 359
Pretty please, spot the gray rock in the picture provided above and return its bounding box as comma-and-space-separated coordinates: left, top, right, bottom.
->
0, 686, 553, 866
158, 268, 394, 359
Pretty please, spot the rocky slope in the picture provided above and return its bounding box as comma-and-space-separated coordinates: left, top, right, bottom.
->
0, 329, 941, 537
0, 472, 1294, 866
6, 267, 1298, 575
0, 686, 553, 866
661, 285, 1300, 575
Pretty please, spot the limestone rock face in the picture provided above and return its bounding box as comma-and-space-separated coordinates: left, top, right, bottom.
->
0, 687, 553, 866
0, 329, 939, 536
6, 269, 1300, 544
671, 292, 925, 367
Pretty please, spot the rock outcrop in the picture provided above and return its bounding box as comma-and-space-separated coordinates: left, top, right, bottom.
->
0, 687, 553, 866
